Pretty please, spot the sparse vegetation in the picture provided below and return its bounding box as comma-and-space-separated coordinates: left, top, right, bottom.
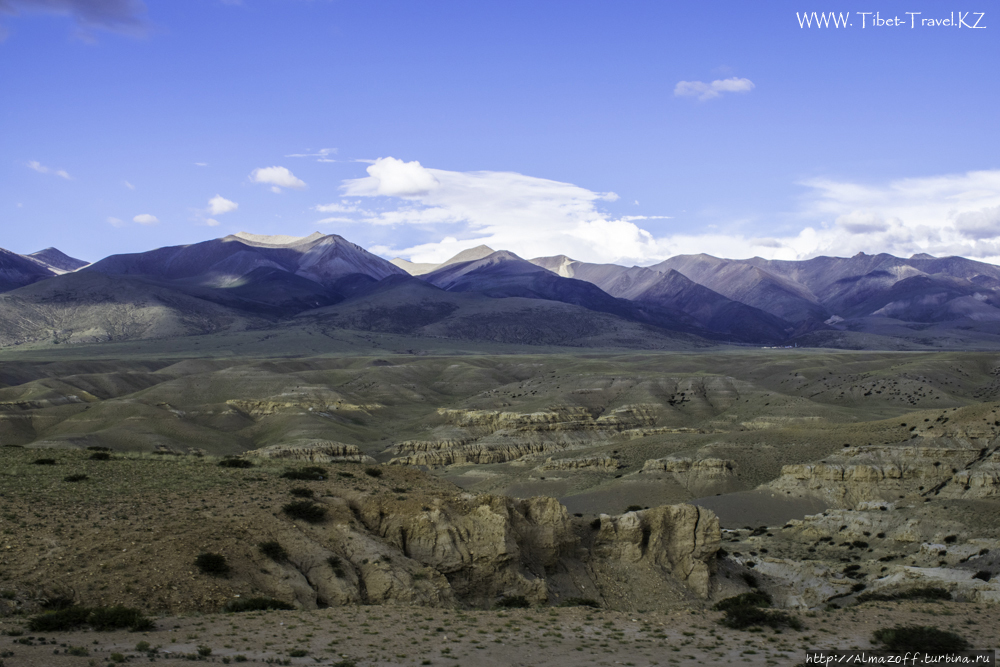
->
557, 597, 599, 608
856, 587, 952, 603
63, 473, 88, 482
494, 595, 531, 609
31, 458, 56, 465
223, 597, 295, 613
282, 499, 327, 523
219, 458, 253, 468
259, 540, 289, 562
872, 625, 969, 655
364, 467, 383, 478
281, 466, 326, 480
89, 451, 111, 460
28, 605, 154, 632
195, 552, 231, 577
289, 487, 314, 498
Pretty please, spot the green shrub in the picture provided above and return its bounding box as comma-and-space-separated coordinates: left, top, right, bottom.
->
327, 556, 346, 578
89, 452, 111, 461
282, 500, 327, 523
27, 606, 91, 631
28, 605, 153, 632
289, 487, 314, 498
289, 649, 308, 657
135, 641, 151, 652
259, 541, 289, 562
87, 605, 154, 631
223, 597, 295, 613
219, 458, 253, 468
714, 591, 772, 612
625, 504, 643, 512
67, 646, 89, 656
337, 471, 355, 478
110, 652, 126, 663
41, 593, 75, 610
32, 458, 56, 465
63, 474, 88, 482
195, 552, 231, 577
872, 625, 969, 655
740, 572, 759, 588
720, 605, 802, 631
589, 518, 602, 530
364, 467, 383, 478
494, 595, 530, 609
281, 466, 326, 480
197, 645, 212, 656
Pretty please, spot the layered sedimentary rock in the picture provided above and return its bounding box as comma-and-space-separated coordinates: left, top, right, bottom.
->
246, 494, 720, 611
242, 440, 375, 463
537, 455, 621, 471
766, 439, 998, 506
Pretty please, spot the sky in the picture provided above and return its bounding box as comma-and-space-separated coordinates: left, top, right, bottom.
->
1, 0, 999, 266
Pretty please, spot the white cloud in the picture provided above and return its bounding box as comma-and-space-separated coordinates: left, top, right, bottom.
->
350, 157, 439, 197
250, 166, 306, 191
133, 213, 158, 225
207, 194, 238, 215
107, 216, 124, 227
205, 218, 220, 227
674, 77, 755, 101
835, 211, 890, 234
123, 180, 135, 190
195, 162, 208, 167
27, 160, 72, 180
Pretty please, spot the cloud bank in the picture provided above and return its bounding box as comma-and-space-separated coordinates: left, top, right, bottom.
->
318, 158, 1000, 267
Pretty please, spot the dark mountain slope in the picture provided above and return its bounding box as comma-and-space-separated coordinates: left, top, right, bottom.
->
0, 247, 55, 292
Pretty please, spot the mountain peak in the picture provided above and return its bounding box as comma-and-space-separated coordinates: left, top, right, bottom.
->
230, 231, 325, 247
28, 247, 89, 273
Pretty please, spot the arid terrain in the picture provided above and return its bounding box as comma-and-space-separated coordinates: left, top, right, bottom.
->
2, 347, 1000, 664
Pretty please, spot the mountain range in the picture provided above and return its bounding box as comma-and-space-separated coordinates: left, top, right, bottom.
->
4, 231, 1000, 350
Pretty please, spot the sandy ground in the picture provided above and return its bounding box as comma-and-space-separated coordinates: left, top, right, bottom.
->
2, 601, 998, 667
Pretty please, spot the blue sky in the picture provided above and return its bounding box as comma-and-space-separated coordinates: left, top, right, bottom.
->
2, 0, 999, 265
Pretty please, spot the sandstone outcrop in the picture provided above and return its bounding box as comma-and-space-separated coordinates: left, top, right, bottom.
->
241, 493, 721, 611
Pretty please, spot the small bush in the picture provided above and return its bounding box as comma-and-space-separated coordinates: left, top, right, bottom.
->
41, 594, 75, 610
29, 605, 153, 632
720, 605, 802, 631
557, 597, 599, 608
89, 452, 111, 461
27, 606, 91, 631
364, 467, 383, 478
714, 591, 772, 612
973, 570, 993, 582
289, 649, 308, 657
283, 500, 327, 523
32, 458, 56, 465
63, 474, 88, 482
327, 556, 346, 578
625, 504, 643, 513
337, 471, 355, 478
289, 487, 314, 498
135, 641, 151, 652
219, 458, 253, 469
67, 646, 89, 656
195, 552, 231, 577
87, 605, 154, 631
87, 446, 111, 451
223, 597, 295, 613
197, 645, 212, 656
589, 518, 602, 530
872, 625, 969, 655
740, 572, 759, 589
259, 541, 289, 562
494, 595, 531, 609
110, 652, 126, 663
281, 466, 326, 481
